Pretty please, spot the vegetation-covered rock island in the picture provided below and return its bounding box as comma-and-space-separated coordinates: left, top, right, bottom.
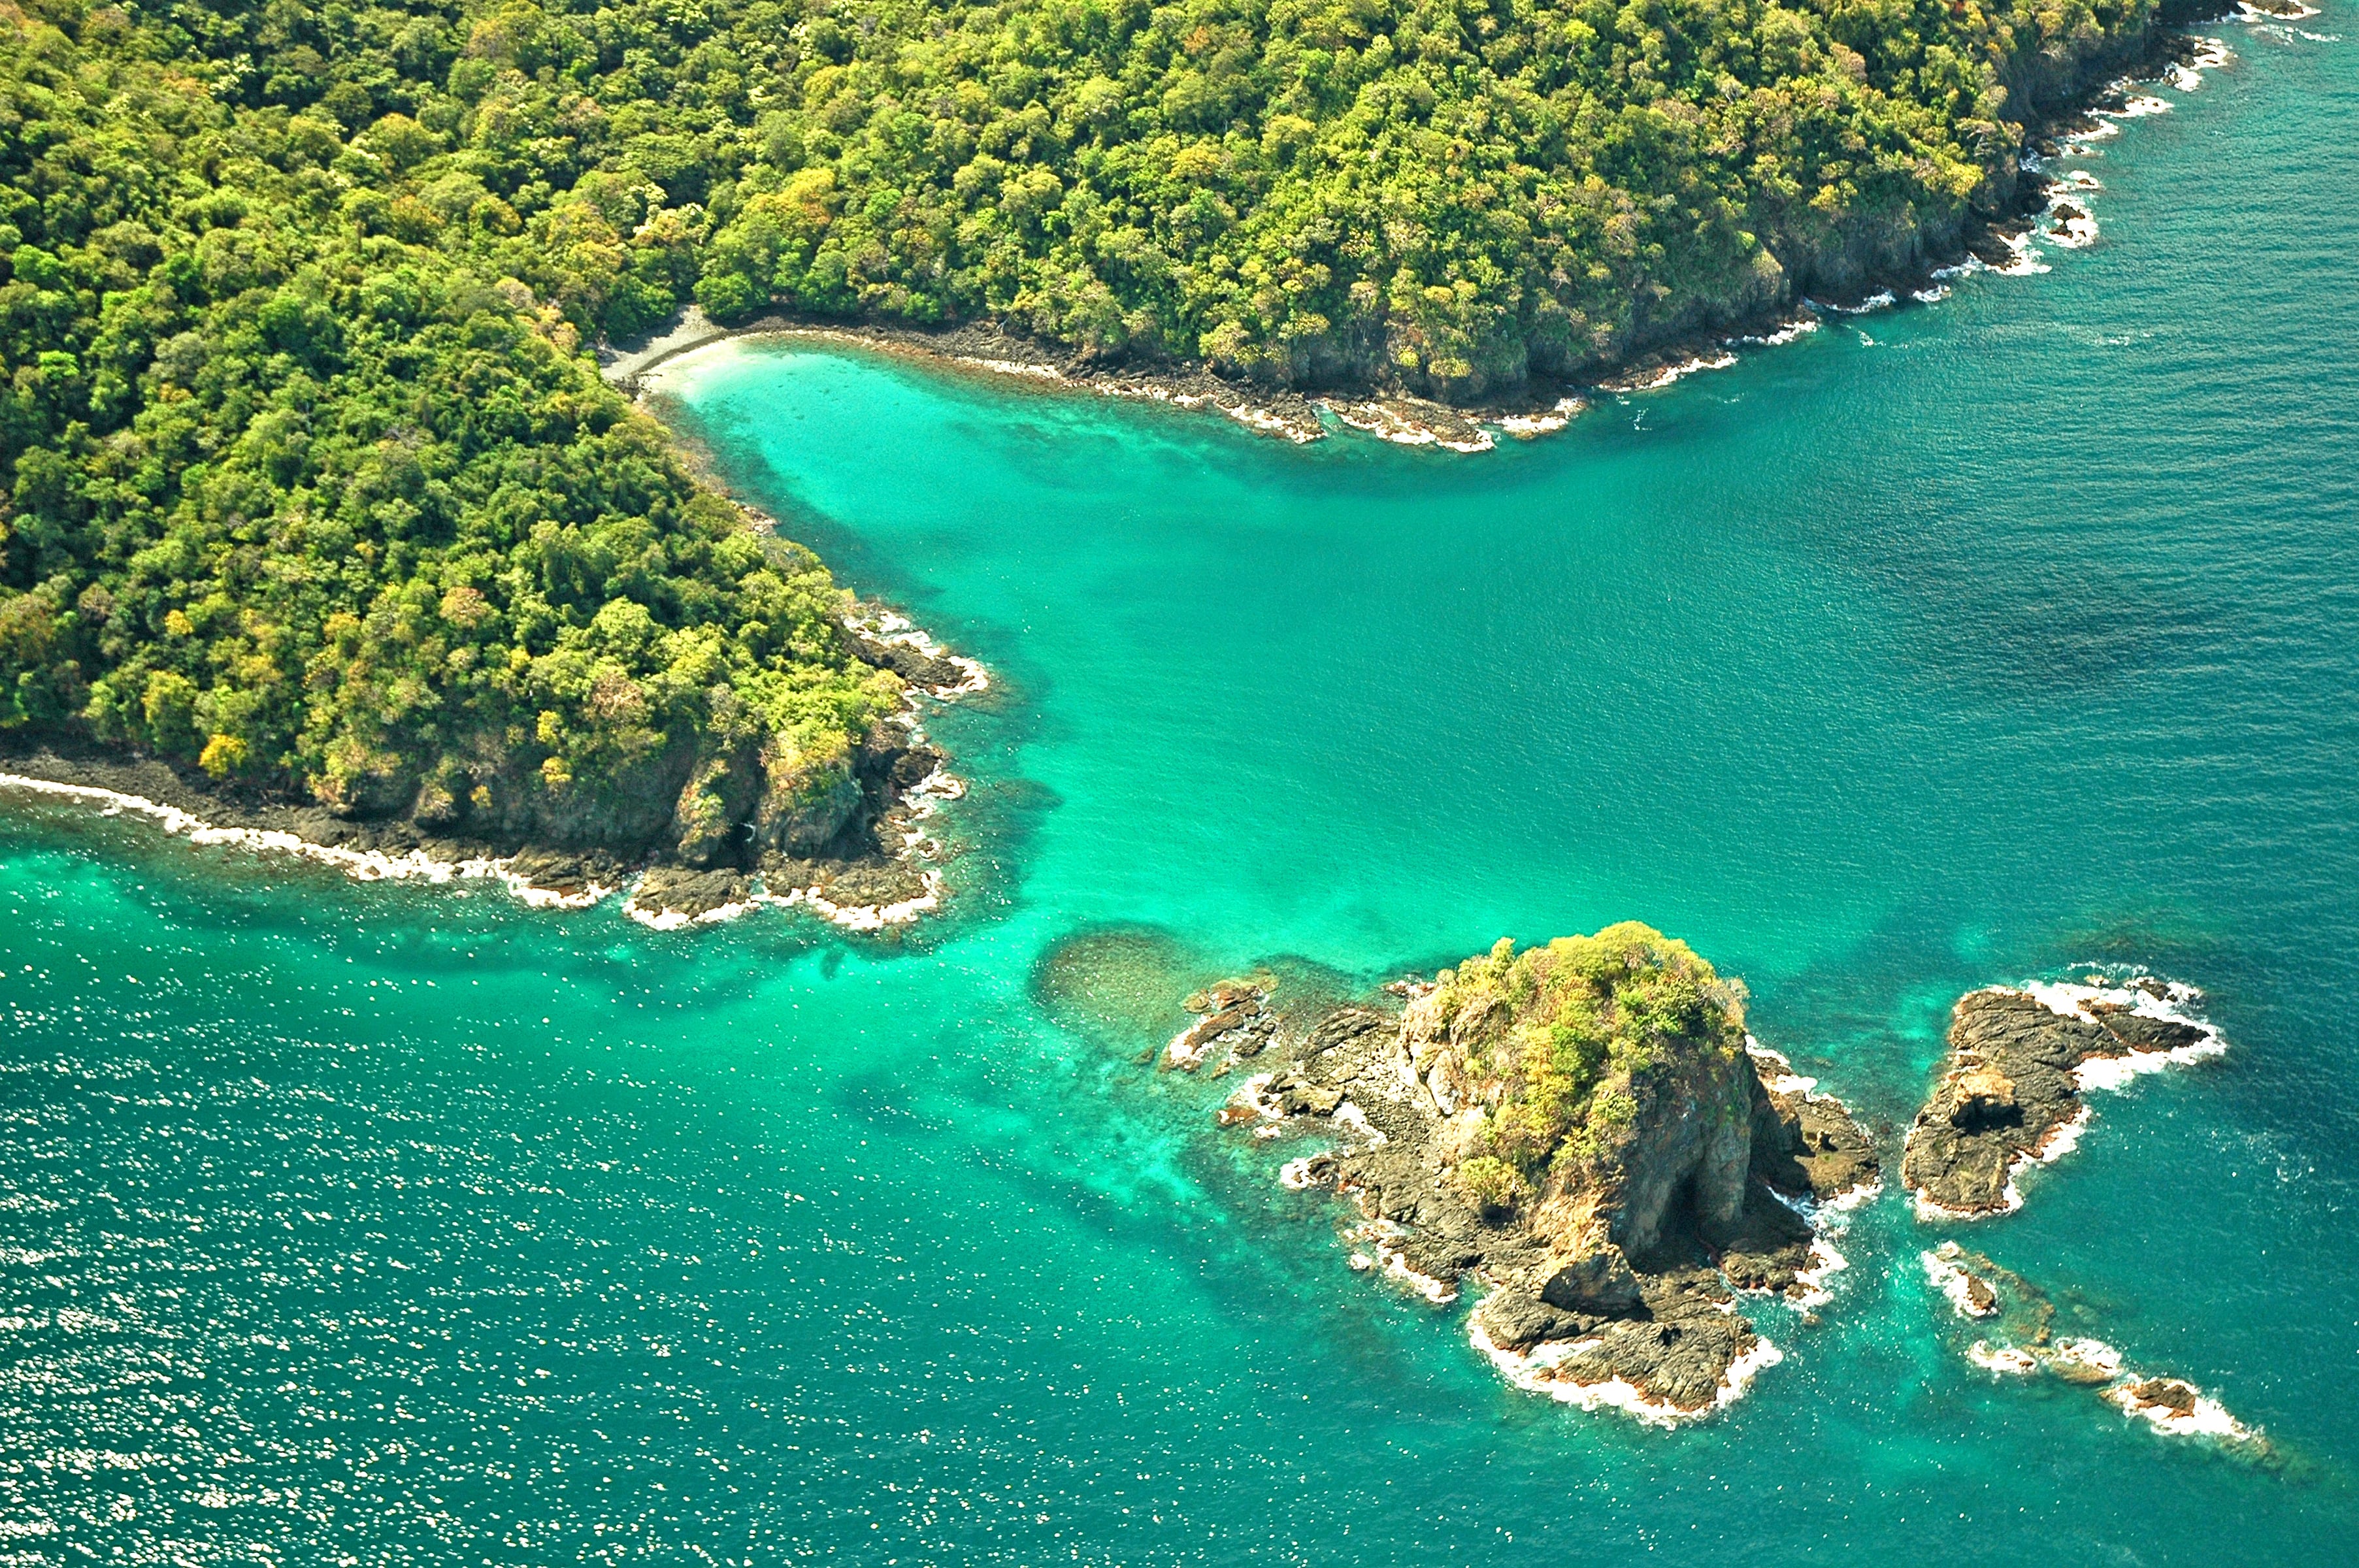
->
1180, 923, 1880, 1420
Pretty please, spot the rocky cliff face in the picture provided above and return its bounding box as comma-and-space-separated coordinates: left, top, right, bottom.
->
0, 608, 982, 926
1184, 924, 1879, 1418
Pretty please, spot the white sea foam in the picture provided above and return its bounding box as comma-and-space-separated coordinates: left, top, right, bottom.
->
0, 772, 614, 907
2035, 1103, 2093, 1162
1469, 1318, 1783, 1427
750, 868, 947, 933
1604, 350, 1739, 393
1744, 1039, 1817, 1098
1331, 1101, 1387, 1147
2104, 1380, 2260, 1442
1219, 400, 1325, 444
1814, 1175, 1883, 1214
2049, 214, 2099, 249
1922, 1246, 1998, 1318
1990, 231, 2052, 277
1969, 1342, 2041, 1376
1809, 289, 1897, 316
1494, 397, 1586, 439
1232, 1073, 1283, 1124
1278, 1154, 1330, 1192
2050, 1337, 2125, 1379
1377, 1241, 1459, 1305
1911, 284, 1951, 304
848, 610, 993, 697
1164, 1017, 1220, 1071
954, 355, 1064, 382
2017, 975, 2230, 1089
1727, 317, 1821, 348
1788, 1237, 1848, 1309
1915, 1182, 2022, 1222
2236, 1, 2320, 21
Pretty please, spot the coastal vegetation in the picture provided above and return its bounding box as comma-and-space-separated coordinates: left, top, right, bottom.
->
0, 0, 904, 853
0, 0, 2166, 839
1197, 921, 1877, 1413
1423, 924, 1748, 1188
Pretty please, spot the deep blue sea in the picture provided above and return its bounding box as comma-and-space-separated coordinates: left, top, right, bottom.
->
3, 16, 2354, 1563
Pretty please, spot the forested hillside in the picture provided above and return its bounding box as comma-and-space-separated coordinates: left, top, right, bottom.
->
0, 0, 2163, 849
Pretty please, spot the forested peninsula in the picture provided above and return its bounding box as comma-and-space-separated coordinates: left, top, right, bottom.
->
2, 0, 2194, 863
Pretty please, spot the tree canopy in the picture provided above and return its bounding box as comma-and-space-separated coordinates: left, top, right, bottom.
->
0, 0, 2151, 835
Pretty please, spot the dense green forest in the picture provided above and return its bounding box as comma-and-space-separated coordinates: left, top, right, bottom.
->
0, 0, 2158, 848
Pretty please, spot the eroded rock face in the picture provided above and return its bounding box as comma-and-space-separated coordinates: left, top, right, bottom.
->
1902, 980, 2222, 1217
1206, 925, 1880, 1420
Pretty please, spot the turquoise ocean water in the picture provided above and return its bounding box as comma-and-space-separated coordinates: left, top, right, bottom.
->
4, 18, 2356, 1563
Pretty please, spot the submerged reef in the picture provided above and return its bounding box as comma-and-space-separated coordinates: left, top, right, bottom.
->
1180, 923, 1880, 1422
1904, 975, 2226, 1217
1922, 1242, 2269, 1457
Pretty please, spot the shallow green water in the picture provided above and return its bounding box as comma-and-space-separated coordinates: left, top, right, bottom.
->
6, 18, 2358, 1563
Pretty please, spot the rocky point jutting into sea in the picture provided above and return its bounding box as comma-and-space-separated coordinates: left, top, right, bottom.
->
1163, 924, 1881, 1422
0, 602, 985, 935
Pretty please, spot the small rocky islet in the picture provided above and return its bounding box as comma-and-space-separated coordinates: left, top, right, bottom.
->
1902, 977, 2226, 1217
1167, 924, 1881, 1422
1921, 1241, 2268, 1456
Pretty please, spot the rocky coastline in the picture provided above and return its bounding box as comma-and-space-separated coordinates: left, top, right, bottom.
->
1166, 926, 1882, 1423
0, 604, 985, 936
606, 11, 2247, 455
1902, 976, 2226, 1217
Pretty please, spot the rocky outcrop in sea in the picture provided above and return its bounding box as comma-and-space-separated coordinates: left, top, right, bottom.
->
1903, 976, 2225, 1217
1922, 1241, 2269, 1455
1177, 925, 1880, 1422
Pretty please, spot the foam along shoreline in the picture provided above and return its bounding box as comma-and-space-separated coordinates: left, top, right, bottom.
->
619, 600, 987, 933
1902, 971, 2227, 1220
620, 760, 968, 934
2021, 29, 2246, 261
1184, 943, 1880, 1426
0, 770, 607, 907
1921, 1242, 2267, 1452
2020, 975, 2230, 1089
2235, 0, 2320, 21
622, 19, 2256, 461
624, 271, 1924, 459
1470, 1313, 1784, 1429
3, 606, 982, 936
